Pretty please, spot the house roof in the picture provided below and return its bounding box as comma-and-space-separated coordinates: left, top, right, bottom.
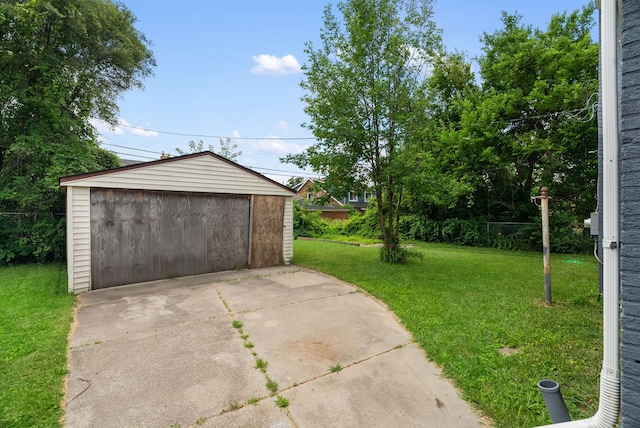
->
304, 204, 349, 212
347, 201, 368, 210
293, 178, 344, 207
60, 151, 296, 196
292, 177, 325, 192
120, 158, 145, 166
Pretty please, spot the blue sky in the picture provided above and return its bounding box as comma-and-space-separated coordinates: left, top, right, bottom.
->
94, 0, 595, 183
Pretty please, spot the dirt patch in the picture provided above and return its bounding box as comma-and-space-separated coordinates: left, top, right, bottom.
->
499, 346, 522, 356
286, 339, 338, 364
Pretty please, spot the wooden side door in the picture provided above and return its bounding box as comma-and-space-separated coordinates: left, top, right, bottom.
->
250, 195, 284, 268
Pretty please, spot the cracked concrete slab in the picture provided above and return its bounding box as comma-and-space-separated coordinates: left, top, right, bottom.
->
236, 292, 411, 389
282, 343, 482, 428
66, 317, 266, 428
64, 267, 488, 428
198, 399, 294, 428
71, 283, 227, 346
217, 271, 354, 313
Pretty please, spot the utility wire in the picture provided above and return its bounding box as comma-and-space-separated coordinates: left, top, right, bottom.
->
249, 166, 322, 177
106, 143, 317, 177
102, 142, 163, 155
93, 119, 316, 141
95, 93, 599, 176
95, 94, 598, 143
252, 171, 315, 179
102, 141, 316, 176
103, 142, 298, 161
112, 151, 159, 161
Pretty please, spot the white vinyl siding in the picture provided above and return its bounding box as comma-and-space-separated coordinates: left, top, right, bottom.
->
283, 197, 293, 264
67, 186, 91, 293
61, 156, 293, 196
62, 153, 295, 292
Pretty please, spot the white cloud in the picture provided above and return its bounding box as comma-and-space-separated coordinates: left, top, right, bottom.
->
252, 135, 306, 155
130, 127, 158, 138
90, 118, 125, 136
91, 117, 158, 138
274, 120, 289, 132
251, 54, 301, 76
232, 129, 241, 138
120, 119, 158, 138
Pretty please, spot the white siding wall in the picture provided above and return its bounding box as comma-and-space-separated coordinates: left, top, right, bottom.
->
62, 154, 296, 291
66, 187, 91, 293
61, 155, 293, 196
283, 197, 293, 264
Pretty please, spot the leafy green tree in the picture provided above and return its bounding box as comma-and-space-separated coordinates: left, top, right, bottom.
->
400, 50, 477, 215
218, 137, 242, 162
285, 177, 305, 188
0, 0, 155, 262
284, 0, 441, 262
176, 140, 214, 155
175, 138, 242, 161
438, 6, 598, 222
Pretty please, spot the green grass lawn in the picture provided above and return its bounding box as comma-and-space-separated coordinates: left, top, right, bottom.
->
0, 264, 75, 427
293, 240, 602, 428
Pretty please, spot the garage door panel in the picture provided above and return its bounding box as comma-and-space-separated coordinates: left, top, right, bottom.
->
180, 195, 209, 276
91, 190, 150, 288
207, 195, 251, 272
148, 193, 205, 279
148, 192, 164, 278
118, 190, 149, 285
91, 190, 251, 289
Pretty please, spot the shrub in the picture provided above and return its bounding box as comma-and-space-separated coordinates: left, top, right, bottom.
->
546, 210, 593, 254
292, 200, 330, 237
439, 218, 487, 246
487, 222, 539, 252
379, 242, 424, 264
293, 198, 591, 254
0, 213, 65, 264
495, 211, 593, 254
399, 211, 591, 254
341, 206, 379, 238
400, 214, 440, 242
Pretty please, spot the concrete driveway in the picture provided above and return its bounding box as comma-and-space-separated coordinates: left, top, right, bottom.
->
64, 266, 488, 427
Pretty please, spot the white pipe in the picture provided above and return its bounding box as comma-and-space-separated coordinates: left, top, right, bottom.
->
535, 0, 620, 426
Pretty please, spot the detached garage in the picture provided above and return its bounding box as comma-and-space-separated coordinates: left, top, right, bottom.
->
60, 151, 295, 293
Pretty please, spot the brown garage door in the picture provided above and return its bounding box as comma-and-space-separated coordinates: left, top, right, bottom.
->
251, 195, 285, 268
90, 189, 250, 289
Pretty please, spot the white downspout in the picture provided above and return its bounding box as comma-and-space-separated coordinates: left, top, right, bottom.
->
535, 0, 620, 426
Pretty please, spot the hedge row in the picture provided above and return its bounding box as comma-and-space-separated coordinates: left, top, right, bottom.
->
294, 202, 593, 254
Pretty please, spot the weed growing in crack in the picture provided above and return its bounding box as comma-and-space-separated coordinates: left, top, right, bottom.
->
244, 341, 254, 349
254, 358, 268, 372
232, 320, 243, 329
275, 396, 289, 408
329, 363, 342, 373
247, 396, 260, 406
227, 401, 241, 410
266, 378, 278, 394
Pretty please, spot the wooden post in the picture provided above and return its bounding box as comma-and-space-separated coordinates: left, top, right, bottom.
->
540, 186, 552, 305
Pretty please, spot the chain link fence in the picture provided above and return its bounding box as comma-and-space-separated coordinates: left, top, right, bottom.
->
487, 221, 538, 251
